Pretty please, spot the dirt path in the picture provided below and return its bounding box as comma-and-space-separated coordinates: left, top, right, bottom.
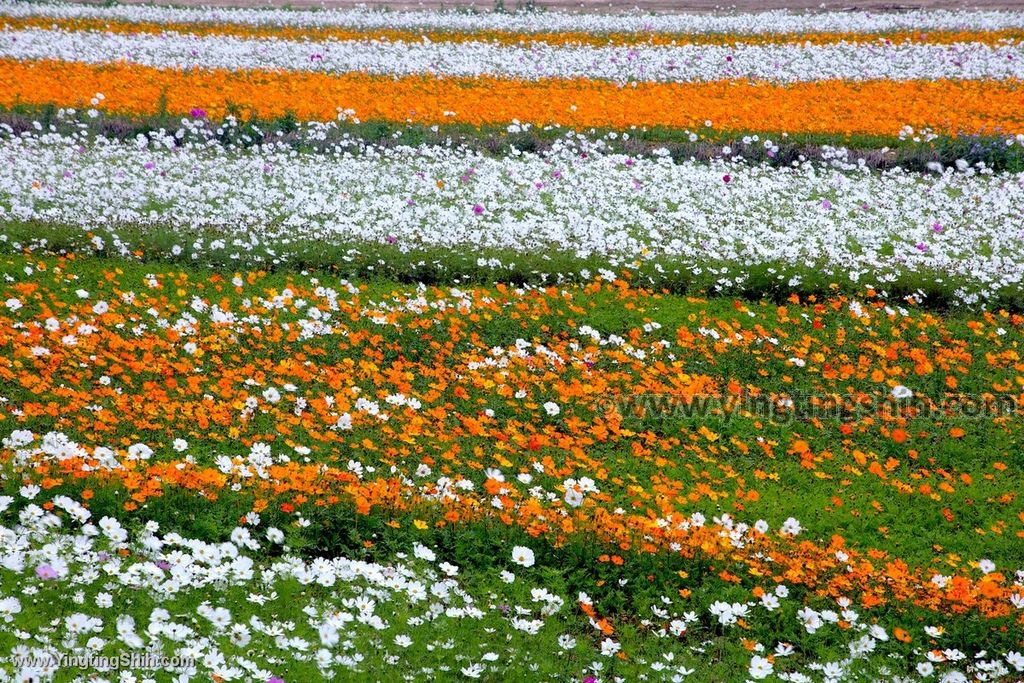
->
71, 0, 1024, 14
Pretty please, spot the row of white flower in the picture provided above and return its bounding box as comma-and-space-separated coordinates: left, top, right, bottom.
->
5, 28, 1024, 82
4, 2, 1024, 36
2, 125, 1023, 302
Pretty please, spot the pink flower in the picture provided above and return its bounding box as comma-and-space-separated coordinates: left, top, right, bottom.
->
821, 199, 832, 210
189, 108, 207, 119
722, 174, 732, 183
36, 564, 58, 580
473, 204, 485, 215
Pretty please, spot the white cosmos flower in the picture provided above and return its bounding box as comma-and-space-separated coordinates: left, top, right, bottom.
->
749, 655, 773, 679
413, 544, 436, 563
510, 546, 535, 568
891, 384, 913, 400
780, 517, 802, 536
460, 664, 484, 678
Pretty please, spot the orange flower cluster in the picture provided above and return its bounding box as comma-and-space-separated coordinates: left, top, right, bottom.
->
17, 432, 1022, 620
1, 59, 1021, 134
6, 15, 1022, 49
2, 259, 1022, 625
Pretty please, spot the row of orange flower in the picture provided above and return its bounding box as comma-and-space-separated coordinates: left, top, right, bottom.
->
1, 59, 1021, 134
16, 451, 1020, 624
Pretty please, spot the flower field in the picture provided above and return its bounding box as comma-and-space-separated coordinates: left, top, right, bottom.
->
0, 3, 1023, 682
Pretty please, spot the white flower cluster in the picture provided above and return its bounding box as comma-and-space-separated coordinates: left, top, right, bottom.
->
0, 495, 579, 681
4, 29, 1024, 83
4, 3, 1024, 36
2, 127, 1023, 301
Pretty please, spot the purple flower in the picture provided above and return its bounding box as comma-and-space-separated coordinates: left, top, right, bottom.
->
143, 162, 155, 170
385, 235, 398, 245
722, 174, 732, 184
932, 222, 944, 233
36, 564, 58, 580
472, 204, 485, 215
189, 108, 207, 119
268, 678, 285, 683
821, 199, 832, 210
915, 242, 929, 251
